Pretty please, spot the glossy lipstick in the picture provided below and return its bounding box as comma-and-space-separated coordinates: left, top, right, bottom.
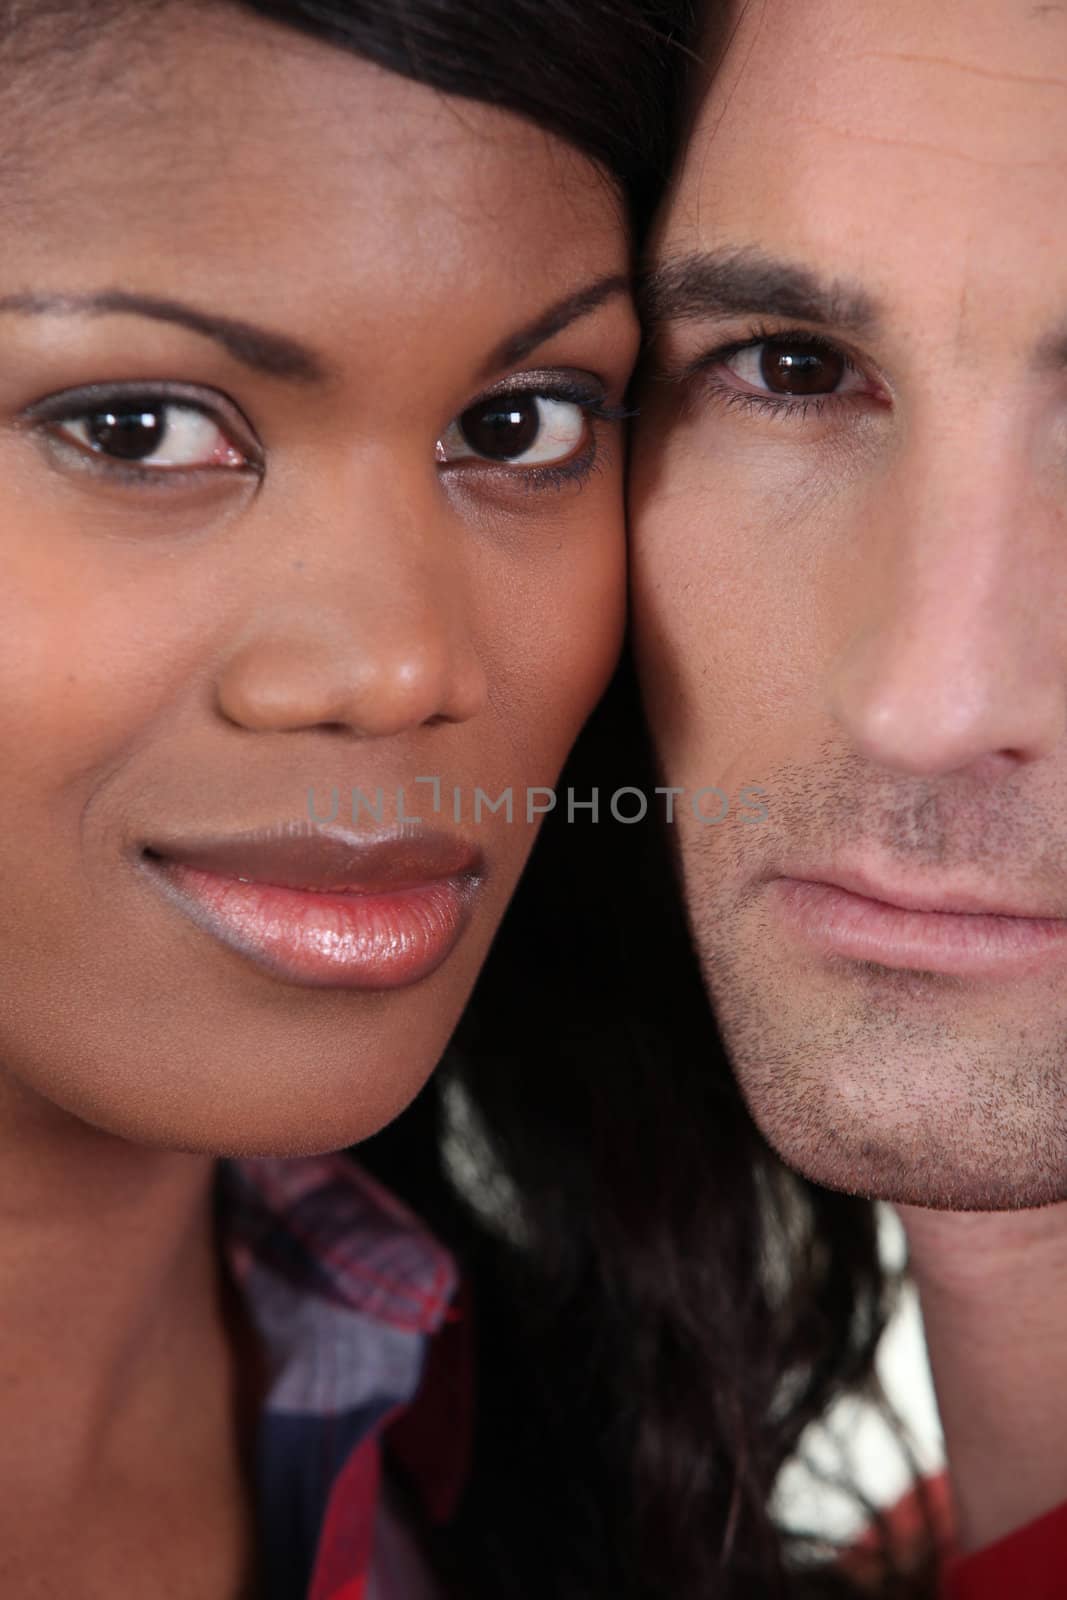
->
138, 824, 484, 989
770, 867, 1067, 979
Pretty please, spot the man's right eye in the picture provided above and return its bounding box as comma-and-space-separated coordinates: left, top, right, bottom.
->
723, 337, 859, 399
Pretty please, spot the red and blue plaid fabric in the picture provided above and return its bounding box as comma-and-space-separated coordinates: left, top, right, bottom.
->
218, 1152, 469, 1600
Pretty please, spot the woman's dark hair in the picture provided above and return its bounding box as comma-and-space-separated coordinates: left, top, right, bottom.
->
364, 657, 941, 1600
194, 5, 938, 1598
240, 1, 695, 240
6, 0, 935, 1593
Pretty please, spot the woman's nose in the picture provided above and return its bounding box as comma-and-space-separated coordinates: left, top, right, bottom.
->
214, 469, 488, 739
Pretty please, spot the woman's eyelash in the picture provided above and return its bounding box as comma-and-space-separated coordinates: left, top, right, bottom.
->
503, 387, 628, 491
543, 382, 633, 419
21, 383, 261, 485
20, 372, 631, 495
444, 375, 632, 491
485, 376, 634, 423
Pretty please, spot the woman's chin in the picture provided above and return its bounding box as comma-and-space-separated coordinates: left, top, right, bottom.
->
16, 1050, 445, 1161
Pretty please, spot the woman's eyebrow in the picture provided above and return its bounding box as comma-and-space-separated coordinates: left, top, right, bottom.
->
0, 289, 331, 383
479, 273, 630, 376
0, 274, 631, 385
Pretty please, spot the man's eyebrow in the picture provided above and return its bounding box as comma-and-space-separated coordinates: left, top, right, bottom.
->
637, 248, 882, 338
1035, 325, 1067, 373
0, 289, 332, 383
480, 273, 630, 377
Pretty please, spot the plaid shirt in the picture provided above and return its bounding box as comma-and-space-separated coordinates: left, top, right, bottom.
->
218, 1152, 472, 1600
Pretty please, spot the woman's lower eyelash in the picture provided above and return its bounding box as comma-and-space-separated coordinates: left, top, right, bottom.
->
459, 390, 623, 490
520, 449, 609, 494
524, 395, 626, 488
40, 426, 262, 487
485, 433, 608, 495
36, 382, 623, 490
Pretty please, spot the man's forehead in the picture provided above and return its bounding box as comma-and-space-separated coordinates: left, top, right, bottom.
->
673, 0, 1067, 213
650, 0, 1067, 338
693, 0, 1067, 100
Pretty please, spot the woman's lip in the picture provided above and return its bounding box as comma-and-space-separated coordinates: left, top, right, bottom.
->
770, 877, 1067, 979
141, 821, 484, 895
139, 853, 480, 991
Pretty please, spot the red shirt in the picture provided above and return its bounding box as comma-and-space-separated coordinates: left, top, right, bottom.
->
942, 1500, 1067, 1598
852, 1476, 1067, 1596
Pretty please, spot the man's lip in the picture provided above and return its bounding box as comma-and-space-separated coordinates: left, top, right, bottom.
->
140, 821, 485, 894
766, 865, 1067, 981
773, 862, 1064, 922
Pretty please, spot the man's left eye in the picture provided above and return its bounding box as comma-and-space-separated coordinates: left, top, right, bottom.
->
54, 398, 249, 470
437, 393, 588, 467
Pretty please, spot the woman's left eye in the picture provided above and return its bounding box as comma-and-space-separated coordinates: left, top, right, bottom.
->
437, 393, 590, 468
49, 397, 250, 471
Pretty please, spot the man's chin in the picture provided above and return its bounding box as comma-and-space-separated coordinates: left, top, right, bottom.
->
696, 927, 1067, 1213
735, 1073, 1067, 1214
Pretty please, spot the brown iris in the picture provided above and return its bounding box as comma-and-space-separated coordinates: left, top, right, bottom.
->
759, 341, 845, 396
87, 401, 168, 460
459, 394, 541, 460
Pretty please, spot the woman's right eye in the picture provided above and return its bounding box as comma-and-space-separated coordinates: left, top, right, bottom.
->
38, 393, 254, 474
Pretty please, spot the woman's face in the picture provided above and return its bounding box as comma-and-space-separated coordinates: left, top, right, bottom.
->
0, 6, 634, 1155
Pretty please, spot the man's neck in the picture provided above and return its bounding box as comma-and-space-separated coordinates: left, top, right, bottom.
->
899, 1200, 1067, 1555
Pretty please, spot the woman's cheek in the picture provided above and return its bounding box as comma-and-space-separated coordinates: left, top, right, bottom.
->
493, 489, 627, 773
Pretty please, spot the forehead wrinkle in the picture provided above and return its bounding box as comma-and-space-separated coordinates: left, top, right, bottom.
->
790, 114, 1067, 172
857, 50, 1067, 89
694, 1, 1067, 186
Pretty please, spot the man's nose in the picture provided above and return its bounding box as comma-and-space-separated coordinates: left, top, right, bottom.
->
827, 428, 1067, 777
214, 465, 488, 739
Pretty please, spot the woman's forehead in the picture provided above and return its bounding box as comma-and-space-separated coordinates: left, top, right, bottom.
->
2, 6, 622, 247
0, 6, 630, 377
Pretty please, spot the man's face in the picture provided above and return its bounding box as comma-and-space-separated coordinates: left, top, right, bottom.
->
632, 0, 1067, 1209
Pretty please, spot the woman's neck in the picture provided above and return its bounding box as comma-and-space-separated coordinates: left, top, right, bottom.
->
0, 1069, 229, 1493
0, 1072, 257, 1595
